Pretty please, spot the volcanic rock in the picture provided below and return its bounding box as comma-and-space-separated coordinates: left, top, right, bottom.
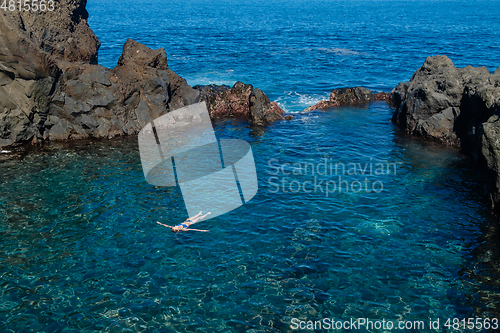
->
0, 2, 282, 147
302, 87, 390, 112
390, 55, 500, 212
194, 82, 285, 124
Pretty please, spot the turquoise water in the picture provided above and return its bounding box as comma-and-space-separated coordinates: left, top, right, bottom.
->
2, 0, 500, 331
1, 104, 498, 331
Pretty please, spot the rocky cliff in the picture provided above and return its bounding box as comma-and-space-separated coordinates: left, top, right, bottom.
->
0, 1, 283, 148
391, 55, 500, 212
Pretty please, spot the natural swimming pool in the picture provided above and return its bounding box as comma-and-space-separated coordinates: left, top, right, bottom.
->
1, 102, 498, 331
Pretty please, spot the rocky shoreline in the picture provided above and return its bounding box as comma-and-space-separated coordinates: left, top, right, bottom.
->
0, 1, 284, 149
390, 55, 500, 214
1, 1, 499, 213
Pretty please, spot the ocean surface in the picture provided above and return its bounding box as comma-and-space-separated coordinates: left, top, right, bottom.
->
1, 0, 500, 332
88, 0, 500, 112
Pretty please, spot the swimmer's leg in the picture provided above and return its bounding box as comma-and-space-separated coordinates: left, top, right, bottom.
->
188, 212, 211, 224
199, 212, 211, 221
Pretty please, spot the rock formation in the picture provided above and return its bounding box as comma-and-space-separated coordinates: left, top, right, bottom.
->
194, 82, 284, 124
0, 1, 283, 148
249, 88, 284, 124
390, 55, 500, 212
0, 0, 98, 147
195, 82, 253, 119
302, 87, 390, 112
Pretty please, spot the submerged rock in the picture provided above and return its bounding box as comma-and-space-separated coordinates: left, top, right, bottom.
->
390, 55, 500, 212
302, 87, 390, 112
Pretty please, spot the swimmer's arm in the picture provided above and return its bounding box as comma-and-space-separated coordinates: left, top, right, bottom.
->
183, 228, 209, 232
157, 222, 174, 229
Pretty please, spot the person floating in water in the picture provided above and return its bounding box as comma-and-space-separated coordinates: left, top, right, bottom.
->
157, 211, 211, 232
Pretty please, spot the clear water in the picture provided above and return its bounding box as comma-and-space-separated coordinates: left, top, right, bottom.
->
1, 105, 498, 332
2, 0, 500, 332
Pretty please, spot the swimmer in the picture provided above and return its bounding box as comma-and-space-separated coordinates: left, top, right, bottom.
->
157, 211, 211, 232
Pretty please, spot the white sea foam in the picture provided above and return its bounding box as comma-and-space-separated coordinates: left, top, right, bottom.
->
273, 100, 290, 113
296, 92, 329, 105
275, 91, 330, 113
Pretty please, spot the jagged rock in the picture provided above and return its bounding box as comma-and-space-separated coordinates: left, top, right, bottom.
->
0, 0, 94, 145
112, 39, 198, 115
194, 82, 284, 124
391, 55, 464, 145
0, 0, 284, 147
0, 28, 200, 143
390, 56, 500, 145
373, 92, 391, 102
8, 0, 100, 64
47, 116, 71, 140
195, 82, 253, 119
64, 96, 92, 115
249, 88, 284, 124
415, 107, 459, 143
481, 115, 500, 209
302, 87, 390, 112
330, 87, 373, 105
80, 114, 99, 129
390, 55, 500, 212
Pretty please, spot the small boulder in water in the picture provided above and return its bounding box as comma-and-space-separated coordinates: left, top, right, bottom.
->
194, 83, 285, 124
302, 87, 390, 112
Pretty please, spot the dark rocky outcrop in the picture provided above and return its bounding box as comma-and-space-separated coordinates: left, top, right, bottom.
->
195, 82, 253, 119
390, 56, 464, 145
194, 82, 284, 124
0, 0, 95, 147
249, 88, 285, 124
390, 55, 500, 212
330, 86, 374, 105
0, 1, 283, 148
47, 38, 199, 140
302, 87, 390, 112
1, 35, 197, 144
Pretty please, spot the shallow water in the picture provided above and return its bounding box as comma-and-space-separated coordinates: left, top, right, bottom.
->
1, 103, 499, 332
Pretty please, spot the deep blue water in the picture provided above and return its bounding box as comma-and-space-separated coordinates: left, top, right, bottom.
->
88, 0, 500, 111
1, 0, 500, 332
